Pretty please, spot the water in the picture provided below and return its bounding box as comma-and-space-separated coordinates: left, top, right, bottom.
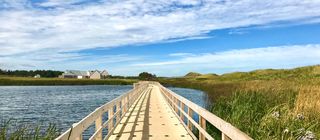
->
0, 85, 206, 137
169, 87, 208, 108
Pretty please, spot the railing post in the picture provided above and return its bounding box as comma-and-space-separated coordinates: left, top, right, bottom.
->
180, 102, 185, 121
72, 123, 83, 140
123, 97, 127, 115
75, 135, 82, 140
174, 98, 176, 111
199, 116, 206, 140
187, 107, 193, 130
117, 101, 121, 123
95, 115, 103, 140
108, 106, 114, 133
126, 95, 130, 109
176, 99, 179, 113
222, 133, 231, 140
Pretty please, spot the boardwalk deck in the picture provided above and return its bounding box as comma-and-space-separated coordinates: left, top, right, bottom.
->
55, 81, 252, 140
108, 85, 193, 140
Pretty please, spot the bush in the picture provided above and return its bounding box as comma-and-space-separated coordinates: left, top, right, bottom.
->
138, 72, 157, 81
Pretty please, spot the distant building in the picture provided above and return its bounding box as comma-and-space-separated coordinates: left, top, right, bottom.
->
89, 70, 101, 79
60, 70, 109, 79
61, 70, 90, 79
34, 74, 41, 78
100, 70, 109, 79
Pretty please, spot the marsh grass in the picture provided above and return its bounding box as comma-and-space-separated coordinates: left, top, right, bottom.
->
0, 76, 137, 85
0, 119, 60, 140
159, 65, 320, 139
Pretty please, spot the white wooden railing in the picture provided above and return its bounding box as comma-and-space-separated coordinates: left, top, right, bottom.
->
157, 83, 253, 140
56, 81, 252, 140
55, 82, 149, 140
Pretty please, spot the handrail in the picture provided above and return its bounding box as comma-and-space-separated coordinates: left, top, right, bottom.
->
55, 81, 252, 140
55, 82, 149, 140
157, 83, 253, 140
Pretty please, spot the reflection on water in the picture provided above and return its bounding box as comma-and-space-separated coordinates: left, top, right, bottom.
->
0, 85, 207, 138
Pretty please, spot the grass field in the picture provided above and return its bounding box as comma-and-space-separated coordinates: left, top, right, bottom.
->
0, 76, 137, 86
159, 65, 320, 139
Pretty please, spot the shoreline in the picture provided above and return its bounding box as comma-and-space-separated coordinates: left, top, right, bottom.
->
0, 76, 138, 86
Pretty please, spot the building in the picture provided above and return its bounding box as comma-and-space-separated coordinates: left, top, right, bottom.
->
34, 74, 41, 78
100, 70, 109, 79
60, 70, 90, 79
60, 70, 109, 79
89, 70, 101, 79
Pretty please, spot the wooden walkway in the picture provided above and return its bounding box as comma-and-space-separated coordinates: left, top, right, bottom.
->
56, 81, 252, 140
109, 85, 193, 140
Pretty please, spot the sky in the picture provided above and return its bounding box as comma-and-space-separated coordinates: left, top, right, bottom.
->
0, 0, 320, 76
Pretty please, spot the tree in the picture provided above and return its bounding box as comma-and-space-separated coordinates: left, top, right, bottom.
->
138, 72, 157, 81
0, 69, 63, 77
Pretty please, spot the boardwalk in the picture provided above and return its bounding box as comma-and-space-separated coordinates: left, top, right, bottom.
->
109, 85, 193, 140
56, 81, 252, 140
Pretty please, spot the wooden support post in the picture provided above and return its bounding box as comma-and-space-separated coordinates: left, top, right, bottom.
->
126, 96, 129, 111
222, 133, 231, 140
171, 94, 173, 106
108, 106, 114, 133
117, 102, 121, 123
75, 135, 82, 140
95, 115, 102, 140
173, 98, 176, 112
123, 97, 127, 114
180, 102, 185, 121
199, 116, 206, 140
176, 99, 179, 112
187, 107, 193, 130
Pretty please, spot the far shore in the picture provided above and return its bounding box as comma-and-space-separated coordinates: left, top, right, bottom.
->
0, 76, 138, 86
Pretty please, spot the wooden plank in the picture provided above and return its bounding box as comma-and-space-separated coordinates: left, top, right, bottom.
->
108, 85, 193, 140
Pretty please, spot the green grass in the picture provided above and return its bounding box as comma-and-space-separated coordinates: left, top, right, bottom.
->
0, 120, 60, 140
159, 65, 320, 139
0, 76, 138, 85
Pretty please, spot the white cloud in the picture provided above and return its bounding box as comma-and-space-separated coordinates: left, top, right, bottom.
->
35, 0, 88, 7
169, 53, 195, 57
1, 0, 320, 55
133, 44, 320, 76
0, 0, 320, 74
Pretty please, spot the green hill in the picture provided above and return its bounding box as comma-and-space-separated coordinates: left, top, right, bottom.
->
184, 72, 202, 77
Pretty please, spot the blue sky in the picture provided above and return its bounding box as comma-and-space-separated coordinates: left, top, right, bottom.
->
0, 0, 320, 76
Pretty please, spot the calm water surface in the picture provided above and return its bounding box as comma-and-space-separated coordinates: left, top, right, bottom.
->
0, 85, 207, 136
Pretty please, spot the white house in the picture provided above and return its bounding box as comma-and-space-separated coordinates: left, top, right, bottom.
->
100, 70, 109, 79
90, 70, 101, 79
60, 70, 109, 79
34, 74, 41, 78
61, 70, 90, 79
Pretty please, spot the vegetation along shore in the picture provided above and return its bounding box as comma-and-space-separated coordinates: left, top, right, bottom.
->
0, 76, 137, 86
159, 65, 320, 139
